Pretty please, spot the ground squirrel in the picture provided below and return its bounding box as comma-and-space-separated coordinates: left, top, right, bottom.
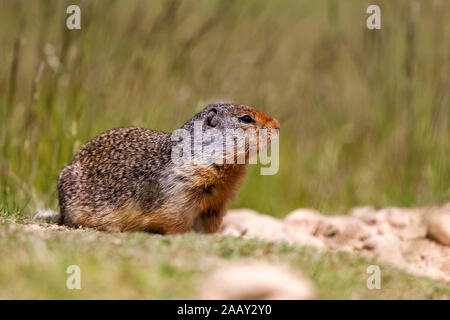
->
58, 103, 280, 234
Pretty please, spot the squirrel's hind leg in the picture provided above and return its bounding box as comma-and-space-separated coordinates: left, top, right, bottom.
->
192, 207, 226, 234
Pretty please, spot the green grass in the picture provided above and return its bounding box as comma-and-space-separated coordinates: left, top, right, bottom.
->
0, 0, 449, 218
0, 0, 449, 300
0, 216, 449, 299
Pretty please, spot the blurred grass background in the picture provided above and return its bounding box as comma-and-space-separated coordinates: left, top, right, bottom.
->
0, 0, 448, 218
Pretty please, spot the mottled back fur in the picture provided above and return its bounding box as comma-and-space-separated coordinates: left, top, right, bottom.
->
58, 103, 279, 234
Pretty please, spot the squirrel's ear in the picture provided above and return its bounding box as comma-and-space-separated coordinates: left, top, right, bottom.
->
206, 108, 218, 127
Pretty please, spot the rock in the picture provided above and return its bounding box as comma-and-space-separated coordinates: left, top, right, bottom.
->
283, 208, 325, 237
284, 231, 325, 248
199, 261, 316, 300
219, 209, 286, 242
378, 207, 426, 239
283, 209, 325, 247
361, 233, 406, 268
219, 203, 450, 282
396, 238, 450, 281
284, 209, 324, 234
351, 206, 427, 239
426, 206, 450, 246
320, 216, 373, 251
349, 206, 377, 224
284, 209, 372, 250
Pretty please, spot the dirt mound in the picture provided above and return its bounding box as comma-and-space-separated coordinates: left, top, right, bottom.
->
219, 203, 450, 282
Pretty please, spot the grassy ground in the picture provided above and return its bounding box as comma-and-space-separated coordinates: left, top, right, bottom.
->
1, 214, 449, 299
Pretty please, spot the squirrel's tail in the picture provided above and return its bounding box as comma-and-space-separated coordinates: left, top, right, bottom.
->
34, 209, 62, 224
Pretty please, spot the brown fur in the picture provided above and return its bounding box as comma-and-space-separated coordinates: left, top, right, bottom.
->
58, 103, 279, 234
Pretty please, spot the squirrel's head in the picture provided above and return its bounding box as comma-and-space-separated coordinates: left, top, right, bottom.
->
179, 103, 280, 165
183, 103, 280, 133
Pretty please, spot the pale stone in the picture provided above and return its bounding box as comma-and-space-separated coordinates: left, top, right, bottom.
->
220, 209, 286, 242
199, 261, 316, 300
426, 208, 450, 246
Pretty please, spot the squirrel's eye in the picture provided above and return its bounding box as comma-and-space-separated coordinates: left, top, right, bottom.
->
239, 115, 254, 124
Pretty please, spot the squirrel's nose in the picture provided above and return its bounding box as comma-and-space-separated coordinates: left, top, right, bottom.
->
266, 118, 280, 131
